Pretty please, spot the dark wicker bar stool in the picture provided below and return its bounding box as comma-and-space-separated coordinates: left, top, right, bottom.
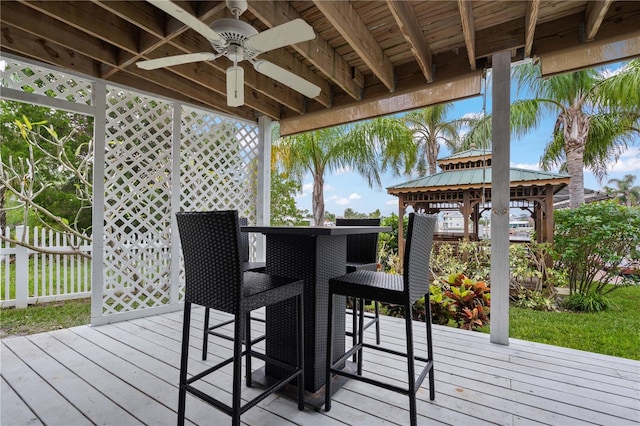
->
202, 217, 266, 360
325, 213, 436, 426
335, 218, 382, 349
176, 210, 304, 426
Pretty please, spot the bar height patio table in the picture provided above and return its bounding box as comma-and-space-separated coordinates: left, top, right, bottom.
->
241, 225, 390, 401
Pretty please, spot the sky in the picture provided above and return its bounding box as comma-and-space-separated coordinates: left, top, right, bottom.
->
292, 62, 640, 218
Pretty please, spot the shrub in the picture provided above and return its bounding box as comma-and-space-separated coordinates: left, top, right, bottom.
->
553, 201, 640, 297
428, 273, 491, 330
430, 239, 491, 282
509, 242, 559, 292
512, 287, 558, 311
561, 292, 611, 312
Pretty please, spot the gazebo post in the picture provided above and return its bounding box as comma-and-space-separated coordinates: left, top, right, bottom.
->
545, 185, 554, 244
462, 191, 471, 241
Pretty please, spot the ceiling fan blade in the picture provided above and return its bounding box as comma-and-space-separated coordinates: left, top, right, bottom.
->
253, 60, 321, 99
146, 0, 222, 43
136, 53, 218, 70
226, 65, 245, 107
246, 19, 315, 53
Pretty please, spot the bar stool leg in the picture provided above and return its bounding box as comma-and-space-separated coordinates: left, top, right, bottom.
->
178, 303, 192, 426
425, 294, 436, 400
324, 292, 334, 411
297, 294, 305, 410
404, 302, 417, 426
351, 297, 358, 362
357, 300, 364, 375
374, 301, 380, 345
232, 313, 243, 426
202, 307, 210, 360
245, 312, 252, 387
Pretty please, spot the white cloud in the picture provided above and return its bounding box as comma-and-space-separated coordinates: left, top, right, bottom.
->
295, 182, 313, 199
326, 194, 340, 201
598, 63, 626, 79
348, 193, 361, 200
461, 112, 483, 120
385, 199, 398, 206
511, 162, 542, 171
608, 147, 640, 173
335, 197, 350, 205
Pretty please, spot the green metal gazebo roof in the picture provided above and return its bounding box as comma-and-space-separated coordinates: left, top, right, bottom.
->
387, 167, 570, 191
439, 148, 490, 161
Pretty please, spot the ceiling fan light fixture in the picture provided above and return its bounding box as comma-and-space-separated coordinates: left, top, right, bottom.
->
226, 66, 244, 107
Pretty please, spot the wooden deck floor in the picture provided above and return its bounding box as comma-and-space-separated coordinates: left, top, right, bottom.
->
2, 308, 639, 426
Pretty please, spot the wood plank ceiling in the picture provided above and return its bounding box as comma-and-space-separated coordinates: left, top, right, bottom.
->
2, 1, 639, 135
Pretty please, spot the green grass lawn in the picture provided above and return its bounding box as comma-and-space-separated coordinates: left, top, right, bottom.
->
1, 286, 638, 360
0, 298, 91, 338
507, 285, 640, 360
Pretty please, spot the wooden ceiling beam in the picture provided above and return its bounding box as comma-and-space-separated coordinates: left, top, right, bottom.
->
19, 0, 139, 53
524, 0, 540, 57
534, 4, 640, 55
475, 19, 524, 59
386, 0, 433, 83
314, 0, 395, 92
1, 2, 118, 67
279, 72, 482, 136
457, 0, 477, 70
585, 0, 613, 41
540, 29, 640, 77
1, 23, 98, 77
248, 0, 364, 101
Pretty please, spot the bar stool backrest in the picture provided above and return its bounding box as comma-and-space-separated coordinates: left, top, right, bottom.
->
239, 217, 250, 263
335, 217, 381, 265
403, 213, 437, 304
176, 210, 243, 314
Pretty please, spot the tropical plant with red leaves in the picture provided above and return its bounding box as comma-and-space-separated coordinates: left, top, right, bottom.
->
439, 273, 491, 330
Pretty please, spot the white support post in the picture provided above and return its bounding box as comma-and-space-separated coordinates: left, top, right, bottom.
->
91, 81, 107, 325
170, 103, 182, 305
256, 116, 272, 262
490, 50, 511, 345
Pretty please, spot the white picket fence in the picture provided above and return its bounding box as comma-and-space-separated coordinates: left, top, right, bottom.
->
0, 226, 92, 308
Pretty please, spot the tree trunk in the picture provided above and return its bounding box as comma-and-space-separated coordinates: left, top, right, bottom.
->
563, 109, 589, 208
428, 135, 438, 175
312, 173, 325, 225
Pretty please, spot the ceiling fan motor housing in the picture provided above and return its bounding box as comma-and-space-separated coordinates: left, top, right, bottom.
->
209, 18, 260, 61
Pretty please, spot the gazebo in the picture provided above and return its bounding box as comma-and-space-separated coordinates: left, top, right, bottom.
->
387, 148, 570, 258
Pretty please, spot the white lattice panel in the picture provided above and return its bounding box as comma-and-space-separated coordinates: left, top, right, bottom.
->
0, 56, 92, 106
180, 106, 259, 217
102, 87, 173, 315
179, 107, 260, 294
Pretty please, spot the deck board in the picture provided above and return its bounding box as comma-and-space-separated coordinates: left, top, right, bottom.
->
2, 308, 639, 426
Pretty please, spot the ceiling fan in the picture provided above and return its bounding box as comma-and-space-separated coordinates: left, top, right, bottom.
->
137, 0, 321, 107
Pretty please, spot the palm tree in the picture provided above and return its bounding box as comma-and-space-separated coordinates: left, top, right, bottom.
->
403, 104, 462, 176
604, 174, 640, 206
512, 60, 640, 208
273, 118, 415, 225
